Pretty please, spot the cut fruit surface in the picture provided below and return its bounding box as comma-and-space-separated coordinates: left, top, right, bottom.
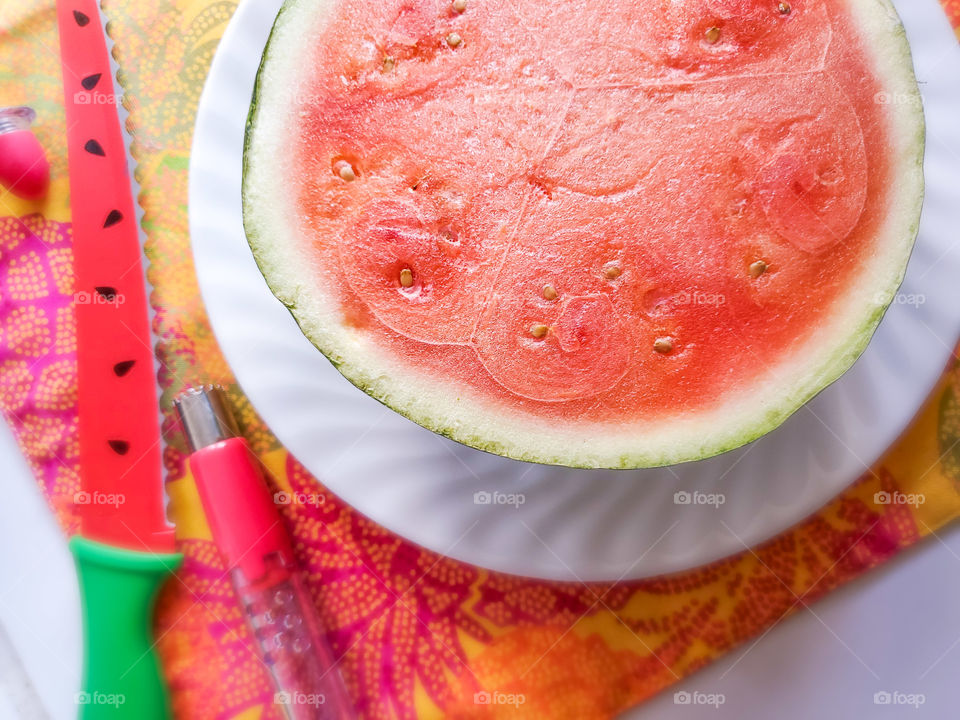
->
243, 0, 924, 468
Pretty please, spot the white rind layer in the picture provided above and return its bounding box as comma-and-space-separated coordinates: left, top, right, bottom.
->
242, 0, 925, 469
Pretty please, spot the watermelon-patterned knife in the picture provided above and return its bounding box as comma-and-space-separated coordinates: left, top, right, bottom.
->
57, 2, 181, 718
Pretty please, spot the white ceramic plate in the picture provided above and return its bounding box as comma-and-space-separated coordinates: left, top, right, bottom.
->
190, 0, 960, 581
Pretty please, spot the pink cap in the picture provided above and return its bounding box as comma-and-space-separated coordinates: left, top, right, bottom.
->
0, 107, 50, 200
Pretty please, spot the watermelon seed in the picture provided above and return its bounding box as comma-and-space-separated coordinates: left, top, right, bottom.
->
816, 165, 842, 186
704, 26, 721, 44
452, 0, 467, 13
446, 32, 463, 48
113, 360, 136, 377
107, 439, 130, 455
399, 268, 415, 288
81, 73, 102, 91
411, 170, 432, 190
749, 260, 768, 278
542, 284, 558, 301
654, 337, 674, 354
103, 209, 124, 228
530, 323, 549, 339
603, 264, 622, 280
334, 160, 356, 182
778, 2, 791, 14
382, 56, 396, 73
94, 286, 118, 302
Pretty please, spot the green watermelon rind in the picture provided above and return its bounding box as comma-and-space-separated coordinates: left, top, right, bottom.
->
242, 0, 925, 469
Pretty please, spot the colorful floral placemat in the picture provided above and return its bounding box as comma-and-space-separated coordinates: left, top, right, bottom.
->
1, 1, 960, 718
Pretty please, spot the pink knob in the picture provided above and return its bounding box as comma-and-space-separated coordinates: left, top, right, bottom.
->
0, 107, 50, 200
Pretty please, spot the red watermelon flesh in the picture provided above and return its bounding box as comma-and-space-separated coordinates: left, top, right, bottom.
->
244, 0, 923, 466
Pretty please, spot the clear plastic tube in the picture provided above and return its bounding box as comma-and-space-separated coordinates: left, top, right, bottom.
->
234, 554, 353, 720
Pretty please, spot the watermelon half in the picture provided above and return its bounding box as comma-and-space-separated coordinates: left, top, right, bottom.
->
243, 0, 924, 468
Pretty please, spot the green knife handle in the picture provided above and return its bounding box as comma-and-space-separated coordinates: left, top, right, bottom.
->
70, 537, 182, 719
